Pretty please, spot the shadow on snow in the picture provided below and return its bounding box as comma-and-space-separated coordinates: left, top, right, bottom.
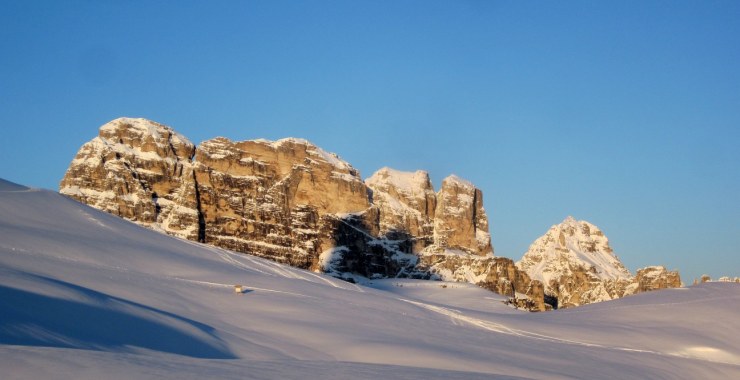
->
0, 274, 236, 359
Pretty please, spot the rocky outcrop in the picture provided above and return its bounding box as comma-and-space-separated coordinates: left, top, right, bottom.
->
364, 168, 541, 309
365, 167, 436, 251
59, 118, 201, 240
418, 252, 546, 311
517, 217, 682, 309
692, 275, 739, 284
431, 175, 492, 256
516, 216, 631, 309
717, 276, 740, 283
625, 266, 682, 294
61, 118, 543, 310
192, 136, 370, 267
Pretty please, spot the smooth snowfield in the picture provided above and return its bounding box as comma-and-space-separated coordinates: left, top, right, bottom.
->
1, 179, 738, 379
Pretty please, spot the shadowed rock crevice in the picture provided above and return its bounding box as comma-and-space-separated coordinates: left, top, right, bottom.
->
319, 212, 422, 281
192, 170, 207, 243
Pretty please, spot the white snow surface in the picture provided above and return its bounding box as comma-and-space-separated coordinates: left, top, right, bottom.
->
1, 181, 739, 379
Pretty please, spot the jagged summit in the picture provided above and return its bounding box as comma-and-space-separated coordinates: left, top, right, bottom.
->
366, 167, 433, 194
60, 117, 199, 240
365, 167, 436, 242
101, 117, 191, 140
442, 174, 475, 189
517, 216, 681, 308
365, 168, 436, 217
561, 215, 577, 224
99, 117, 194, 155
516, 216, 630, 308
521, 216, 630, 282
432, 174, 491, 256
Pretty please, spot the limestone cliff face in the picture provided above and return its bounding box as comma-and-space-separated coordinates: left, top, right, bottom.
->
365, 167, 436, 251
517, 217, 682, 309
416, 252, 546, 311
363, 168, 541, 309
61, 117, 542, 310
60, 118, 201, 240
192, 136, 369, 267
432, 175, 492, 256
364, 170, 492, 257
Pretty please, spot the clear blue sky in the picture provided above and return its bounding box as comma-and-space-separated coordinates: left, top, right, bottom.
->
1, 1, 738, 282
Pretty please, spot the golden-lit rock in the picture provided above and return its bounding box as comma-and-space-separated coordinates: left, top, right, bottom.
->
61, 117, 543, 310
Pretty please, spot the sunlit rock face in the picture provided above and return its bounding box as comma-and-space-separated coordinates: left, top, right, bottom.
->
431, 175, 492, 256
517, 217, 682, 309
192, 136, 370, 268
364, 168, 543, 310
365, 167, 436, 251
60, 118, 201, 241
625, 266, 682, 295
61, 117, 543, 310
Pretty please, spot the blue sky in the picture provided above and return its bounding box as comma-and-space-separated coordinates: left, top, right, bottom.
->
1, 1, 738, 281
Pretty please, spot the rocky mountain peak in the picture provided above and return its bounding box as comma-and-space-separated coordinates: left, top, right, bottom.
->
561, 215, 577, 224
433, 174, 492, 256
519, 216, 629, 282
366, 167, 433, 193
517, 217, 681, 309
366, 168, 435, 217
60, 118, 200, 241
98, 117, 195, 160
516, 217, 631, 308
442, 174, 475, 189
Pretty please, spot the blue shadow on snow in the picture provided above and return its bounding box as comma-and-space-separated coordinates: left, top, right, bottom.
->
0, 275, 236, 359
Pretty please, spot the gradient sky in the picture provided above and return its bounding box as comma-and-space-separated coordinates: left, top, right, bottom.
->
1, 1, 738, 282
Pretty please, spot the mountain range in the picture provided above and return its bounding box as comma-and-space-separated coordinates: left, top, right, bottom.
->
59, 117, 680, 310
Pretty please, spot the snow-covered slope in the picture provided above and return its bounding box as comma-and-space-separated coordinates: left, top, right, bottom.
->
1, 180, 739, 379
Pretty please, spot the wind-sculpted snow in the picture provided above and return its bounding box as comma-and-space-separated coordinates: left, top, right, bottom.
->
1, 180, 738, 379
